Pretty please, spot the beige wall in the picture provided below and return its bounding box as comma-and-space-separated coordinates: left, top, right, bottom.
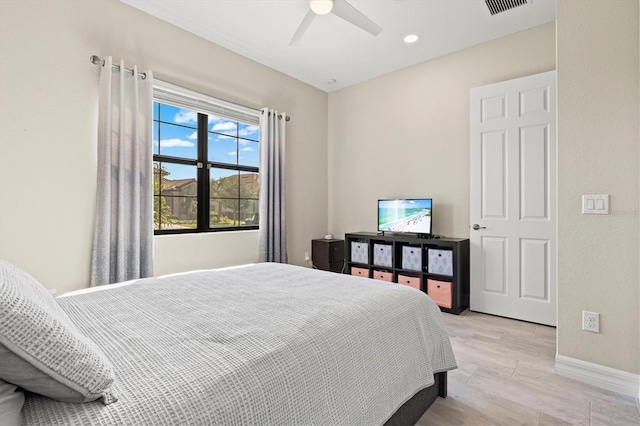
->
0, 0, 328, 293
327, 23, 556, 241
557, 0, 639, 374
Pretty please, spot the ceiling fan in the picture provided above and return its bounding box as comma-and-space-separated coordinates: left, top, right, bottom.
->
290, 0, 383, 46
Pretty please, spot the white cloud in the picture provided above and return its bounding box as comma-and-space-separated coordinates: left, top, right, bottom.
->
174, 110, 197, 124
241, 147, 254, 152
215, 134, 233, 140
228, 151, 237, 156
212, 121, 237, 133
187, 131, 197, 140
239, 125, 258, 137
159, 138, 195, 148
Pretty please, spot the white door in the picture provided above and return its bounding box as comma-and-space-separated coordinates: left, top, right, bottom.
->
470, 71, 556, 326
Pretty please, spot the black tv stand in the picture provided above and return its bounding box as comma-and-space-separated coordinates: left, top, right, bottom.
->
379, 231, 436, 239
344, 232, 470, 314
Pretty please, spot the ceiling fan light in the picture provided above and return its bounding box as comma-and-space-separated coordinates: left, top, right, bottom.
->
309, 0, 334, 15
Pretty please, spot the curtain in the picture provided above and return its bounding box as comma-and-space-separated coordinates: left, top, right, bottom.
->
91, 57, 154, 285
258, 108, 287, 263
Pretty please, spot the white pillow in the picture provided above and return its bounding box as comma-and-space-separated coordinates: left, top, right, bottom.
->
0, 259, 118, 404
0, 379, 24, 426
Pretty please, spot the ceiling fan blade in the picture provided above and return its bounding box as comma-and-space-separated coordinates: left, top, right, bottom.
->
331, 0, 382, 36
289, 9, 317, 46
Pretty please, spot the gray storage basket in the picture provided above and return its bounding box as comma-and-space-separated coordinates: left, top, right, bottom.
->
350, 241, 369, 264
402, 246, 422, 271
427, 248, 453, 276
373, 243, 393, 268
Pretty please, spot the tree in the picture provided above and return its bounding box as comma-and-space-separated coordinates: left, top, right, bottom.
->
209, 173, 259, 225
153, 163, 174, 229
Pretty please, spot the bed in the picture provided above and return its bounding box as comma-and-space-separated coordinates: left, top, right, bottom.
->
0, 260, 456, 425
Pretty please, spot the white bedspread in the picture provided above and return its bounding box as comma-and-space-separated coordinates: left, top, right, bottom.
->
22, 263, 456, 425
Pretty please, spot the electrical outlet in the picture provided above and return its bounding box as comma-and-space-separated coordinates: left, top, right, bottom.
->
582, 311, 600, 333
304, 251, 310, 262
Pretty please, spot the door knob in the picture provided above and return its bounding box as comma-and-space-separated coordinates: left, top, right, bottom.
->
471, 224, 486, 230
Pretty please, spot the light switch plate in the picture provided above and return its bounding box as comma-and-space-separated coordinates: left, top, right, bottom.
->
582, 195, 609, 215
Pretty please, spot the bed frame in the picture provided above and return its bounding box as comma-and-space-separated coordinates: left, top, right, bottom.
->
385, 372, 447, 425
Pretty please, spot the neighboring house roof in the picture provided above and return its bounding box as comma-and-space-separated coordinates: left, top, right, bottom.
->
161, 173, 259, 196
163, 178, 196, 190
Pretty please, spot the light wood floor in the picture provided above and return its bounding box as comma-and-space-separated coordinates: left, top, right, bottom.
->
417, 310, 640, 426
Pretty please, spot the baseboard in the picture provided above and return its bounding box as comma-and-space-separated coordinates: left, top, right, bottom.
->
555, 355, 640, 398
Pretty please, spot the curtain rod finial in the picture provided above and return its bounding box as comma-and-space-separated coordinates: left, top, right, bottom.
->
90, 55, 103, 65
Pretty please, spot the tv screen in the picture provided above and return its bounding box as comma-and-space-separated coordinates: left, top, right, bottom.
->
378, 198, 432, 235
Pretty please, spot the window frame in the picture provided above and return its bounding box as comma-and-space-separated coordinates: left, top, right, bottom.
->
152, 81, 261, 235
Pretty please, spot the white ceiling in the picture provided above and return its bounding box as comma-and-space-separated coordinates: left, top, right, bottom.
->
121, 0, 556, 93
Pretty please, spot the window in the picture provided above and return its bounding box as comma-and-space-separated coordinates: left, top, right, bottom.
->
152, 81, 260, 234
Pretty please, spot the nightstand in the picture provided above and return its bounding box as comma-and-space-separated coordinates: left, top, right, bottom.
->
312, 239, 345, 273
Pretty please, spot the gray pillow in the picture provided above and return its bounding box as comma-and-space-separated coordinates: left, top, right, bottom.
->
0, 259, 118, 404
0, 379, 24, 426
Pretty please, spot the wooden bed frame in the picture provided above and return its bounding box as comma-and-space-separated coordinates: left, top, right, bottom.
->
385, 372, 447, 425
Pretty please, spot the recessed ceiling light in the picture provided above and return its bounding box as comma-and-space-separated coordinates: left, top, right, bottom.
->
404, 34, 419, 44
326, 78, 337, 85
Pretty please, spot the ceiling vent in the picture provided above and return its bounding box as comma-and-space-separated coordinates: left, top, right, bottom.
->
485, 0, 530, 15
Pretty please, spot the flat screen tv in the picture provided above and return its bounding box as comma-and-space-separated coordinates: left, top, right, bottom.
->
378, 198, 432, 235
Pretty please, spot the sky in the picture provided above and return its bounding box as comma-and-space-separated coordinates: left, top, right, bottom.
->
153, 103, 259, 180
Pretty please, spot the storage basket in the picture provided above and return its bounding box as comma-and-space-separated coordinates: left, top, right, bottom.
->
402, 246, 422, 271
427, 248, 453, 276
350, 241, 369, 264
373, 243, 393, 268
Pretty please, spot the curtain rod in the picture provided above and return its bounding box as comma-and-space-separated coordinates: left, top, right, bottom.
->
90, 54, 291, 122
261, 109, 291, 122
90, 55, 147, 80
